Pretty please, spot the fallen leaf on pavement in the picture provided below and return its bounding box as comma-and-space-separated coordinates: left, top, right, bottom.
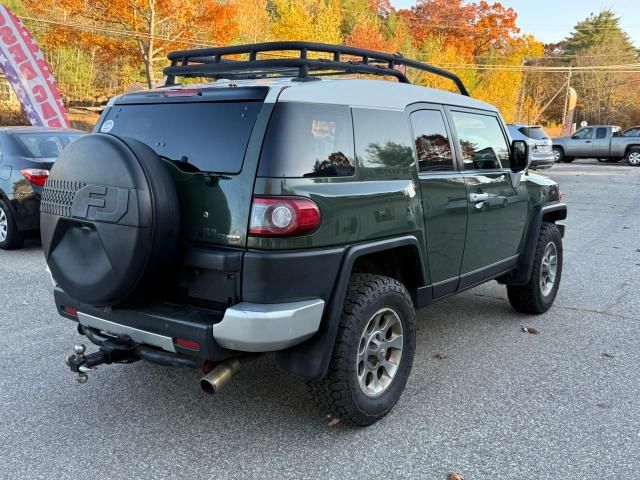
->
602, 352, 615, 358
327, 417, 340, 427
522, 326, 540, 334
448, 472, 464, 480
433, 352, 447, 360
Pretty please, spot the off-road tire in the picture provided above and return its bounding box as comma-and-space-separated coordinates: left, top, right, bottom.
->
507, 222, 563, 314
626, 148, 640, 166
0, 199, 24, 250
307, 273, 416, 426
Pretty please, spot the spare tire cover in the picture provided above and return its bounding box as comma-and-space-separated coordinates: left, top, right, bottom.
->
41, 134, 180, 306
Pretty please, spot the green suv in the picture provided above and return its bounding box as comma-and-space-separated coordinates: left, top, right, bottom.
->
41, 43, 566, 426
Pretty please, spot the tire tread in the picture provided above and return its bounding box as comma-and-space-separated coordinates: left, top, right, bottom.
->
307, 273, 415, 426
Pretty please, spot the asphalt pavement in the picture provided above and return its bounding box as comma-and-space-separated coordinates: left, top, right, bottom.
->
1, 159, 639, 479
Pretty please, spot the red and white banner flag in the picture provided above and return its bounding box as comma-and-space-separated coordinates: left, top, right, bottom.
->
0, 5, 70, 128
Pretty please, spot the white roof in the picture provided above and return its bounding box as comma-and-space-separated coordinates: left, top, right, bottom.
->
277, 78, 495, 111
123, 77, 496, 112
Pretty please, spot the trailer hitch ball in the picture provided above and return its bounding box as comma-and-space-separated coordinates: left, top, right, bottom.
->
77, 373, 88, 384
74, 344, 86, 355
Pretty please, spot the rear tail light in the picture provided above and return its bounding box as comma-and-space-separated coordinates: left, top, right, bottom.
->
62, 306, 78, 317
249, 196, 321, 237
21, 168, 49, 186
175, 338, 200, 351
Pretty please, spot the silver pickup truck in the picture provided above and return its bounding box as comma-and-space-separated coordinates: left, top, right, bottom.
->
552, 125, 640, 166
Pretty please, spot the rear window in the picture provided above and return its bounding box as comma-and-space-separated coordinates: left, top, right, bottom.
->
517, 126, 548, 140
101, 102, 262, 173
15, 132, 82, 158
258, 103, 355, 178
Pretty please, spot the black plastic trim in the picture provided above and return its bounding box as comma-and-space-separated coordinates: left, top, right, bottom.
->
458, 255, 519, 291
54, 288, 235, 361
275, 235, 426, 379
242, 247, 344, 304
184, 246, 243, 271
501, 202, 567, 286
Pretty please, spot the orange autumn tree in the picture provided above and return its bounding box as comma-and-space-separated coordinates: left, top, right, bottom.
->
27, 0, 238, 88
399, 0, 518, 61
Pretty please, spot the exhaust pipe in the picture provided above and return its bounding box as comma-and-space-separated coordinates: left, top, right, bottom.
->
200, 355, 257, 395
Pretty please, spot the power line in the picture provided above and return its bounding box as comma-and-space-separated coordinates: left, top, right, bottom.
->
16, 14, 640, 74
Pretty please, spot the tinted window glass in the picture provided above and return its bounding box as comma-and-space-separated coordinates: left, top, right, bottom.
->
518, 126, 548, 140
103, 102, 261, 173
573, 128, 593, 139
451, 111, 510, 170
258, 103, 355, 178
410, 110, 454, 172
353, 109, 414, 176
623, 128, 640, 137
15, 132, 83, 158
596, 128, 607, 139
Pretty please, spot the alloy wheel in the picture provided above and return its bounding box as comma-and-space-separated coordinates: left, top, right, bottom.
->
540, 242, 558, 296
628, 152, 640, 165
0, 206, 8, 243
357, 308, 404, 397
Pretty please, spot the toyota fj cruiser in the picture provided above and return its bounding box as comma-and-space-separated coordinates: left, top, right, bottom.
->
42, 42, 566, 426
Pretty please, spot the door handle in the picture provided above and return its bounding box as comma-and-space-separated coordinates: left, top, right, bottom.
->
469, 193, 489, 203
585, 140, 591, 143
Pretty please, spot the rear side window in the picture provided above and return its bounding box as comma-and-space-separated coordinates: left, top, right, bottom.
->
451, 111, 510, 170
353, 108, 414, 174
258, 103, 355, 178
102, 102, 261, 173
518, 126, 548, 140
15, 132, 82, 158
596, 128, 607, 139
410, 109, 454, 172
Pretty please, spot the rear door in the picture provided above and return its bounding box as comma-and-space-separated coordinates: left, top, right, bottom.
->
408, 105, 466, 298
592, 127, 610, 157
98, 87, 271, 247
566, 127, 594, 157
446, 108, 528, 286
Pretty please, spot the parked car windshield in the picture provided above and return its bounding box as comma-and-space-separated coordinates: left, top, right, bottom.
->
623, 127, 640, 137
14, 132, 83, 158
517, 126, 548, 140
102, 101, 262, 173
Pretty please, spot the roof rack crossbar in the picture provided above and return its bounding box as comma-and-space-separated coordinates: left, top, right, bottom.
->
163, 41, 469, 96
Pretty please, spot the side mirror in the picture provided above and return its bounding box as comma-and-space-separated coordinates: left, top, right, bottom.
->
511, 140, 528, 172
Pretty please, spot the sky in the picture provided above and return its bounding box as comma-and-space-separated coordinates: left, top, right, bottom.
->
389, 0, 640, 47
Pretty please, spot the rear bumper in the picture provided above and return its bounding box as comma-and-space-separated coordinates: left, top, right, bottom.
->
54, 287, 325, 359
213, 299, 324, 352
529, 153, 555, 169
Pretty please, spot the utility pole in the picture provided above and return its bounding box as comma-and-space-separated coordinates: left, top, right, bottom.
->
562, 66, 573, 127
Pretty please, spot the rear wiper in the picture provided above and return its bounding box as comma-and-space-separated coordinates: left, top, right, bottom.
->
158, 154, 229, 184
197, 171, 231, 186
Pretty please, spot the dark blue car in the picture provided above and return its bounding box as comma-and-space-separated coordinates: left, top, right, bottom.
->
0, 127, 84, 249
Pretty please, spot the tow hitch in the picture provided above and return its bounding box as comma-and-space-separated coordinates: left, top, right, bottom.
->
65, 326, 199, 383
64, 342, 139, 384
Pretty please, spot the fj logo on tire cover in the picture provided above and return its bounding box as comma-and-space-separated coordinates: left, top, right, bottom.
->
71, 184, 130, 224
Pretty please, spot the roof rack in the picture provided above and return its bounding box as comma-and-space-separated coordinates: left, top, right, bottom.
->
163, 41, 470, 96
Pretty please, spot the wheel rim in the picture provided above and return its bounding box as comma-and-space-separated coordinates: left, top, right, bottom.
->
0, 206, 8, 243
553, 150, 561, 162
357, 307, 403, 397
540, 242, 558, 297
628, 152, 640, 165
